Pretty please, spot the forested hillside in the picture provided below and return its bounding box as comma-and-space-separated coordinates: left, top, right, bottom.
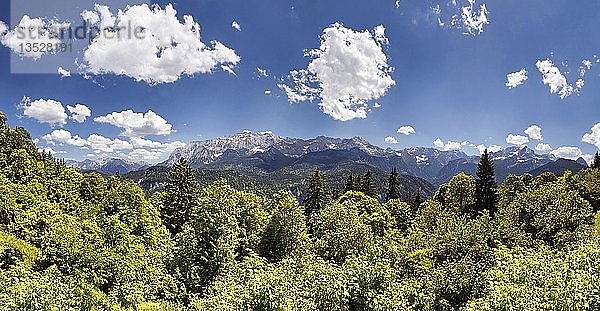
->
2, 111, 600, 310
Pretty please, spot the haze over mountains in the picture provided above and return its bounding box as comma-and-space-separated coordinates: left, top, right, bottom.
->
66, 131, 589, 187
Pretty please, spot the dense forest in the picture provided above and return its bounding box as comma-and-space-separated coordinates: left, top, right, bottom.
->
2, 111, 600, 310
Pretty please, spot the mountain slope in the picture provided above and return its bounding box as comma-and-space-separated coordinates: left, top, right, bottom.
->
528, 158, 588, 176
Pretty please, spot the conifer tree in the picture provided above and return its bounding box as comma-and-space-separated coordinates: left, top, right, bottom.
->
303, 168, 330, 217
592, 152, 600, 169
362, 171, 378, 199
413, 189, 422, 210
475, 149, 498, 216
386, 168, 401, 201
354, 175, 362, 192
344, 174, 355, 193
162, 157, 200, 235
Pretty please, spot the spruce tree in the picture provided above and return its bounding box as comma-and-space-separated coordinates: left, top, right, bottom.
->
386, 168, 401, 201
303, 168, 330, 217
475, 149, 498, 216
592, 152, 600, 169
354, 175, 362, 192
162, 157, 200, 235
362, 171, 378, 199
344, 174, 355, 193
413, 189, 422, 210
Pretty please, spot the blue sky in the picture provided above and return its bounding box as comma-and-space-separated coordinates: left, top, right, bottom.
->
0, 0, 599, 162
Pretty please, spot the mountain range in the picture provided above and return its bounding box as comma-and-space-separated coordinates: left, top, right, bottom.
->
66, 131, 590, 198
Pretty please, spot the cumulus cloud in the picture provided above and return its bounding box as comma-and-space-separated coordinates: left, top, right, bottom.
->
232, 21, 241, 31
373, 103, 382, 108
582, 123, 600, 149
524, 125, 543, 141
19, 97, 68, 126
536, 59, 576, 99
550, 146, 590, 162
475, 144, 502, 154
397, 126, 416, 136
535, 143, 552, 152
42, 129, 88, 147
506, 69, 528, 89
279, 23, 395, 121
87, 134, 133, 153
506, 134, 529, 146
80, 4, 240, 84
128, 137, 185, 161
94, 110, 174, 137
0, 16, 70, 59
385, 136, 399, 144
67, 104, 91, 123
434, 139, 468, 151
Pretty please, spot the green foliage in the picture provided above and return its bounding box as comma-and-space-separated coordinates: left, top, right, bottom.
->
259, 191, 309, 262
573, 168, 600, 211
465, 241, 600, 310
439, 173, 476, 215
311, 203, 373, 263
384, 199, 414, 232
162, 158, 201, 235
497, 174, 594, 246
1, 113, 600, 310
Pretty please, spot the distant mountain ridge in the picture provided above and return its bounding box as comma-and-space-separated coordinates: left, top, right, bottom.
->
65, 158, 149, 175
68, 132, 590, 186
162, 131, 586, 185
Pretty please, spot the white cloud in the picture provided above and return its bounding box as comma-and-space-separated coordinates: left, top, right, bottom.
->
536, 59, 575, 99
373, 103, 381, 108
550, 146, 590, 162
279, 23, 395, 121
80, 4, 240, 84
128, 137, 185, 161
475, 144, 502, 154
0, 16, 70, 59
582, 123, 600, 149
94, 110, 173, 137
460, 0, 489, 36
67, 104, 91, 123
535, 143, 552, 152
264, 90, 272, 95
576, 78, 585, 91
426, 0, 489, 36
506, 69, 528, 89
42, 129, 88, 147
221, 64, 237, 76
580, 59, 593, 77
19, 97, 68, 126
257, 67, 269, 77
232, 21, 241, 31
506, 134, 529, 146
385, 136, 399, 144
87, 134, 133, 153
373, 25, 389, 45
524, 125, 543, 140
397, 126, 416, 136
434, 139, 468, 151
58, 67, 71, 78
